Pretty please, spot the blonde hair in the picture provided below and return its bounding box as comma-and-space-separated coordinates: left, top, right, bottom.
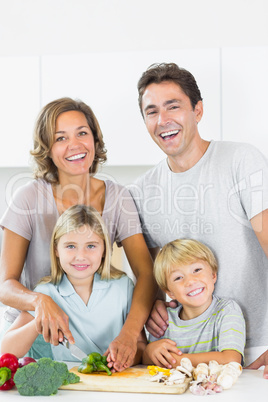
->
40, 205, 124, 285
154, 239, 218, 291
30, 97, 107, 183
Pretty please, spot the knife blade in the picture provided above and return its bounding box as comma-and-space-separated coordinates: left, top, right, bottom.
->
60, 337, 87, 361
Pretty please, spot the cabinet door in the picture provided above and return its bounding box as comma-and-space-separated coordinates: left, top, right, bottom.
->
41, 48, 221, 165
222, 47, 268, 156
0, 57, 40, 167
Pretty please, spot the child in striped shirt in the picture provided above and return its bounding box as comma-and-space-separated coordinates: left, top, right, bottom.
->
143, 239, 245, 368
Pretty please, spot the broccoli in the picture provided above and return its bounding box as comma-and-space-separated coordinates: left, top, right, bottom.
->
13, 357, 80, 396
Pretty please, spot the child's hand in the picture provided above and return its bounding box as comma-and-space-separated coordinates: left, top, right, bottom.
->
144, 339, 182, 369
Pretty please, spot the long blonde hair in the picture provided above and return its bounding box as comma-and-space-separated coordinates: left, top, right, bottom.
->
40, 205, 124, 285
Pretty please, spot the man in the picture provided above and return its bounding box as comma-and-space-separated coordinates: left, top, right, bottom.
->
129, 63, 268, 376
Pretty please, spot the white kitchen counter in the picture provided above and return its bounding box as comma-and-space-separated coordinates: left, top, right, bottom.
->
0, 368, 267, 402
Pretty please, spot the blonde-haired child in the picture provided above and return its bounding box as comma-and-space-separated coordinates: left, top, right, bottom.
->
1, 205, 146, 368
143, 239, 245, 368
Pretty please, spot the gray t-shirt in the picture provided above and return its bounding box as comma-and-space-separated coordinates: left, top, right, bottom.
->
149, 296, 246, 363
129, 141, 268, 348
0, 179, 142, 321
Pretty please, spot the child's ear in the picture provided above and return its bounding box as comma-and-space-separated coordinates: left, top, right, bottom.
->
55, 247, 59, 257
166, 289, 175, 300
212, 272, 217, 283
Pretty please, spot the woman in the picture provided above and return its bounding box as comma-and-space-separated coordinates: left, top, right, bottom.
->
0, 98, 156, 371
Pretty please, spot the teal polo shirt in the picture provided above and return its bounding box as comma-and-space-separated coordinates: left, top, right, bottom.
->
30, 273, 134, 361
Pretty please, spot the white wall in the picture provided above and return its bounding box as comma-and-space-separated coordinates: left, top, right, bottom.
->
1, 0, 268, 56
0, 0, 268, 263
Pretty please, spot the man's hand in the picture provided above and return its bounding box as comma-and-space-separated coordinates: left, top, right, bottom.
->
34, 293, 74, 345
143, 339, 182, 368
246, 350, 268, 379
145, 299, 178, 338
104, 332, 137, 372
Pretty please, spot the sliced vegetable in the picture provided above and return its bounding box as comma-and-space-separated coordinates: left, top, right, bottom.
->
147, 365, 171, 376
78, 352, 112, 376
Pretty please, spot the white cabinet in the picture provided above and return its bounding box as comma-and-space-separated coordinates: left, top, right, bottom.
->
7, 48, 268, 167
222, 47, 268, 156
0, 57, 40, 167
41, 48, 221, 165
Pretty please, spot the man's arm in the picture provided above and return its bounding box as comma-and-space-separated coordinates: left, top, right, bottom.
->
246, 351, 268, 379
250, 208, 268, 258
247, 209, 268, 378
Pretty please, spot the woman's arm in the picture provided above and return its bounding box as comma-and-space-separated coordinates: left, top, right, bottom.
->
0, 228, 74, 345
142, 339, 242, 367
0, 311, 38, 358
131, 329, 148, 366
106, 233, 158, 371
0, 228, 34, 309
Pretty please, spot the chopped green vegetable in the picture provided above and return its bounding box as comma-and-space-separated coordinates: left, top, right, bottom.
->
78, 352, 112, 376
13, 357, 80, 396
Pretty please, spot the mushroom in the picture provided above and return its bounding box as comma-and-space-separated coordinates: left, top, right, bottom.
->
223, 362, 242, 376
216, 373, 234, 390
175, 365, 192, 378
148, 372, 166, 382
165, 370, 186, 385
208, 360, 222, 376
180, 357, 193, 373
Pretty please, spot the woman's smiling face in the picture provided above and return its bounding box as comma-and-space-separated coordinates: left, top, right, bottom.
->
50, 110, 95, 181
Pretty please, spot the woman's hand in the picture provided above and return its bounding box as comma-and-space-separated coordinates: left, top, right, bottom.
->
104, 331, 138, 372
34, 293, 74, 345
145, 299, 178, 338
143, 339, 182, 368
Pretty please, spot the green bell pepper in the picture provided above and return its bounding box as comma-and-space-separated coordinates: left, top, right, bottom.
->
78, 353, 112, 376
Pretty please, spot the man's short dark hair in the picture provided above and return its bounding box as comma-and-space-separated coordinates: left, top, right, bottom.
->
137, 63, 203, 114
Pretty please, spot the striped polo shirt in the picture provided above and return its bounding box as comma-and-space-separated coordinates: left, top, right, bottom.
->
149, 295, 245, 361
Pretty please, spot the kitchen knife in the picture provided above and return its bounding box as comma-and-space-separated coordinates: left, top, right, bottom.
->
60, 337, 87, 361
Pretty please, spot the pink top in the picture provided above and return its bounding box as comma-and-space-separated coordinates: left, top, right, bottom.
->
0, 179, 142, 321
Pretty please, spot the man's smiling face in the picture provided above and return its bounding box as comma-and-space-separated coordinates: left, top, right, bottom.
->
141, 81, 203, 162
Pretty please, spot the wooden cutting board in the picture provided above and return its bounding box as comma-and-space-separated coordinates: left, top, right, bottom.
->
60, 365, 191, 394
